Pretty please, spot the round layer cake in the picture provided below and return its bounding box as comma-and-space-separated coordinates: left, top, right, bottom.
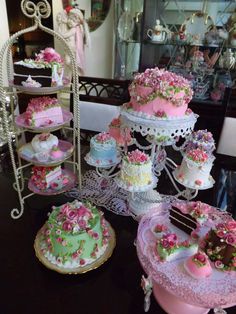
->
125, 67, 193, 119
184, 251, 212, 279
31, 133, 58, 153
120, 149, 153, 188
38, 200, 111, 268
174, 149, 215, 188
184, 130, 215, 154
87, 132, 119, 166
108, 116, 131, 146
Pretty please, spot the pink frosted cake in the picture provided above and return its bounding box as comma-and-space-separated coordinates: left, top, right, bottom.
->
156, 233, 198, 262
108, 116, 131, 146
14, 47, 64, 87
124, 67, 193, 119
24, 97, 63, 127
184, 251, 212, 279
30, 165, 66, 190
174, 148, 215, 188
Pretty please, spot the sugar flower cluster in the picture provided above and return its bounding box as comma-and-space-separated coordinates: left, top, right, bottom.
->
35, 47, 63, 64
188, 201, 211, 221
131, 67, 193, 106
185, 130, 215, 154
186, 148, 208, 163
95, 132, 113, 143
214, 221, 236, 246
56, 202, 96, 233
158, 233, 191, 251
126, 149, 149, 164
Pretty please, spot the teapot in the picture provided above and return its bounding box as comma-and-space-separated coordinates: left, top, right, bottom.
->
147, 19, 169, 43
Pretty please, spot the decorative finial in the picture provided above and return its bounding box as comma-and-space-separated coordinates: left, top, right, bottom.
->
21, 0, 51, 20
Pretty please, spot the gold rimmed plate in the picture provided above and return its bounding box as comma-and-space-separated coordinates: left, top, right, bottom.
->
34, 222, 116, 274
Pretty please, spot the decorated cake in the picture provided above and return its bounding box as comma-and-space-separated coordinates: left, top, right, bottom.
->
170, 201, 212, 235
85, 132, 119, 166
123, 67, 193, 119
156, 233, 198, 262
184, 130, 215, 154
108, 116, 131, 146
202, 220, 236, 271
31, 133, 58, 154
119, 149, 153, 189
14, 47, 64, 87
24, 97, 64, 127
184, 251, 212, 279
174, 148, 215, 188
30, 165, 67, 191
37, 200, 111, 269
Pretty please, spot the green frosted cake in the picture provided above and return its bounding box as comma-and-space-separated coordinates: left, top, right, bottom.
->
39, 200, 111, 268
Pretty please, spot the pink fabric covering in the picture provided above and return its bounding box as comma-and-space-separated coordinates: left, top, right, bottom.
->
75, 25, 85, 73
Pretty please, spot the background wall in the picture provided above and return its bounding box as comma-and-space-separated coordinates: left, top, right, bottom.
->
52, 0, 115, 78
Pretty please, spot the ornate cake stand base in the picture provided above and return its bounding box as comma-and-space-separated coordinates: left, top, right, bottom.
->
34, 222, 116, 275
153, 283, 210, 314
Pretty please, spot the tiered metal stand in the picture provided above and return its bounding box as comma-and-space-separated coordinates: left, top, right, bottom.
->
0, 0, 81, 219
84, 105, 216, 218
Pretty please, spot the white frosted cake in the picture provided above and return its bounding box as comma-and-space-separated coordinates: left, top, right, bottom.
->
174, 149, 215, 188
31, 133, 58, 154
119, 149, 153, 189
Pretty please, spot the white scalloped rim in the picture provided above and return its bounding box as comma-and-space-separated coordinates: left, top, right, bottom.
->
84, 153, 121, 168
114, 175, 158, 192
173, 169, 215, 190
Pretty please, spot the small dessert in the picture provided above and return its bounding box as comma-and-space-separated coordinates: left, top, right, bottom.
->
203, 220, 236, 271
50, 146, 64, 159
184, 251, 212, 279
24, 97, 64, 127
86, 132, 119, 166
184, 130, 215, 154
30, 165, 62, 190
14, 47, 64, 87
108, 116, 131, 146
174, 148, 215, 188
31, 133, 59, 154
119, 149, 153, 188
156, 233, 198, 262
152, 224, 169, 238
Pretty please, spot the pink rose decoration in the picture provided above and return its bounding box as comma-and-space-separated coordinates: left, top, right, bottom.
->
62, 221, 73, 231
161, 239, 170, 249
226, 220, 236, 232
215, 260, 224, 269
127, 149, 148, 164
80, 259, 85, 266
78, 219, 87, 229
36, 47, 63, 63
187, 149, 208, 163
96, 132, 112, 143
67, 210, 77, 220
225, 233, 236, 245
72, 252, 79, 259
216, 230, 225, 238
194, 252, 207, 264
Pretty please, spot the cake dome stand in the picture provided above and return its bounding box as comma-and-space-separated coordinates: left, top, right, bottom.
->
137, 210, 236, 314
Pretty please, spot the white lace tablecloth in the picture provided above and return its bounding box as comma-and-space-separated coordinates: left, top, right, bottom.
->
137, 210, 236, 309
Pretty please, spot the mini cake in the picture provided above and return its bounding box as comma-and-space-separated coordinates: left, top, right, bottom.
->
86, 132, 118, 166
30, 165, 64, 190
170, 201, 212, 235
174, 148, 215, 188
203, 220, 236, 271
38, 200, 111, 268
184, 130, 215, 154
119, 149, 153, 188
124, 67, 193, 119
14, 47, 64, 87
156, 233, 198, 262
50, 146, 64, 160
24, 97, 64, 127
184, 251, 212, 279
31, 133, 59, 154
108, 116, 131, 146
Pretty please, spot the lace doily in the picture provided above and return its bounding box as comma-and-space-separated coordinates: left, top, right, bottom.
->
65, 170, 176, 217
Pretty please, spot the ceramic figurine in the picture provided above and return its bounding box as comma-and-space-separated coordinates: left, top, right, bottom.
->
218, 49, 235, 70
147, 19, 170, 43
